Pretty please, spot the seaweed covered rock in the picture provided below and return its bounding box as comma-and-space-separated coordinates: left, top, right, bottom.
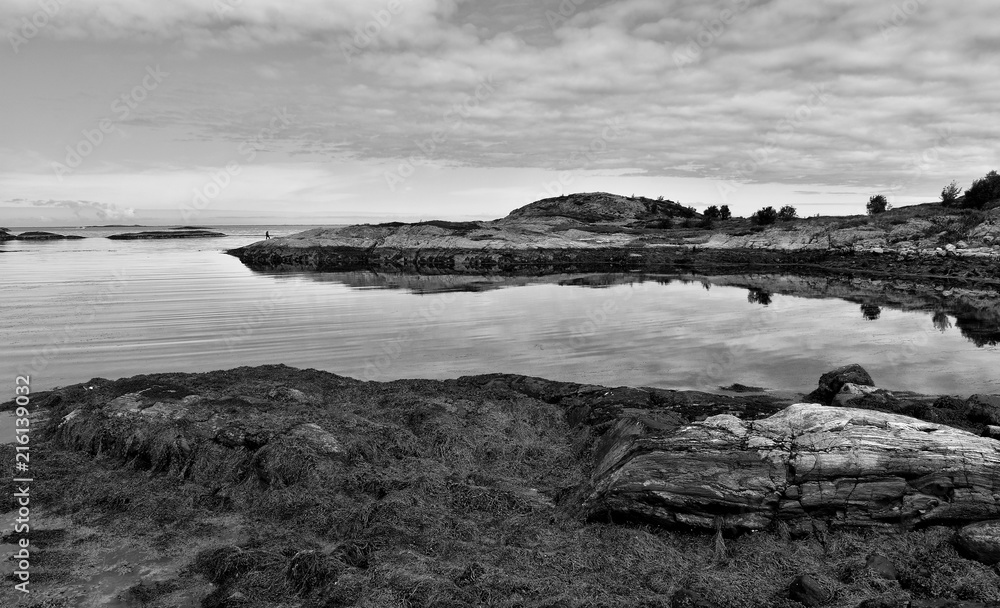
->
956, 520, 1000, 566
584, 403, 1000, 531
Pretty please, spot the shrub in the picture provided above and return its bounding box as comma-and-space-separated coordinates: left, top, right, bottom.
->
867, 195, 890, 215
719, 205, 732, 220
703, 205, 721, 220
699, 216, 714, 229
963, 170, 1000, 209
751, 206, 777, 225
777, 205, 797, 221
679, 205, 697, 218
940, 181, 962, 207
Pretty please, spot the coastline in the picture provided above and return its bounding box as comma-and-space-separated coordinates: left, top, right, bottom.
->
4, 364, 1000, 606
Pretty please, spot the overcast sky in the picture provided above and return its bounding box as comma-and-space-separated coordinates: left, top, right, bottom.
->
1, 0, 997, 226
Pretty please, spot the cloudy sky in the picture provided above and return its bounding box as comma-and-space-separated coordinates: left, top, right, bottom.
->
1, 0, 997, 226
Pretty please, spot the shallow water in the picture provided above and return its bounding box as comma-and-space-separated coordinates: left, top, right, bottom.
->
2, 225, 999, 396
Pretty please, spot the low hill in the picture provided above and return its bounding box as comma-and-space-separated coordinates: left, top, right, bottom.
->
506, 192, 699, 224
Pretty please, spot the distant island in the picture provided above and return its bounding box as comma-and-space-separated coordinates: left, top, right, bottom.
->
8, 231, 85, 241
108, 229, 226, 240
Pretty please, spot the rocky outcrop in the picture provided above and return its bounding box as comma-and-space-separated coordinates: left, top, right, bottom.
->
584, 403, 1000, 532
14, 231, 85, 240
505, 192, 696, 223
227, 193, 1000, 284
108, 230, 225, 239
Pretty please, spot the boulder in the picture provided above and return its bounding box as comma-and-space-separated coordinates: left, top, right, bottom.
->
584, 404, 1000, 531
955, 520, 1000, 565
806, 365, 874, 405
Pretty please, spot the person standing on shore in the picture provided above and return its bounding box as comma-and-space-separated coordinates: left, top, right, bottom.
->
265, 231, 270, 239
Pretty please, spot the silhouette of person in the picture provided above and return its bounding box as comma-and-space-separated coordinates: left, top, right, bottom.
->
265, 231, 270, 239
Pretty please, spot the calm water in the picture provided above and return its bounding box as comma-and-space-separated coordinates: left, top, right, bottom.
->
1, 225, 999, 397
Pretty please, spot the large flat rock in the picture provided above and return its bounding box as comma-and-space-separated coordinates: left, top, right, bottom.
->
585, 403, 1000, 531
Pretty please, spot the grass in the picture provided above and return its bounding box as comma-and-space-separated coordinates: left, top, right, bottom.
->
4, 367, 1000, 607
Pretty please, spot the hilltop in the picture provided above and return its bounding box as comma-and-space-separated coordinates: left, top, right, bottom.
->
505, 192, 699, 225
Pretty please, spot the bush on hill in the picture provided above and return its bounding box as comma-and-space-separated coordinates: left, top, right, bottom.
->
777, 205, 798, 221
964, 170, 1000, 209
751, 206, 778, 225
867, 195, 890, 215
940, 181, 962, 207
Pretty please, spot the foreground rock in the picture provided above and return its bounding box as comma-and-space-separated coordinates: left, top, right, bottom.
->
108, 229, 225, 239
585, 403, 1000, 531
3, 366, 1000, 607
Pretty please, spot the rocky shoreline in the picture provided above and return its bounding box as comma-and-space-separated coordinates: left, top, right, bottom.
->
4, 364, 1000, 607
227, 193, 1000, 286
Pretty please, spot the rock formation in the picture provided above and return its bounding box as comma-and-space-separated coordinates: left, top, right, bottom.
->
226, 192, 1000, 282
585, 403, 1000, 532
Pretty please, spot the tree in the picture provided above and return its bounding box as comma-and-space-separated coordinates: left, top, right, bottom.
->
867, 194, 890, 215
719, 205, 732, 220
751, 206, 777, 225
777, 205, 797, 221
940, 181, 962, 207
703, 205, 721, 219
963, 170, 1000, 209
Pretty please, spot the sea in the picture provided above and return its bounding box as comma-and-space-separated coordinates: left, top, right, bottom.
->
1, 224, 999, 404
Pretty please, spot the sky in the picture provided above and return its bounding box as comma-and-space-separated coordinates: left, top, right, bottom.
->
1, 0, 998, 226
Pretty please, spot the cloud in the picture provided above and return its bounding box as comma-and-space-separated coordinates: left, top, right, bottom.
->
0, 0, 464, 49
8, 199, 136, 220
3, 0, 999, 204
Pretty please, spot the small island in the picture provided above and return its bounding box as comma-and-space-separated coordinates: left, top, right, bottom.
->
14, 231, 85, 240
108, 229, 226, 240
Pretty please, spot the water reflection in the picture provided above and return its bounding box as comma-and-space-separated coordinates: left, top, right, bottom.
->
747, 289, 773, 306
860, 304, 882, 321
257, 269, 1000, 350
